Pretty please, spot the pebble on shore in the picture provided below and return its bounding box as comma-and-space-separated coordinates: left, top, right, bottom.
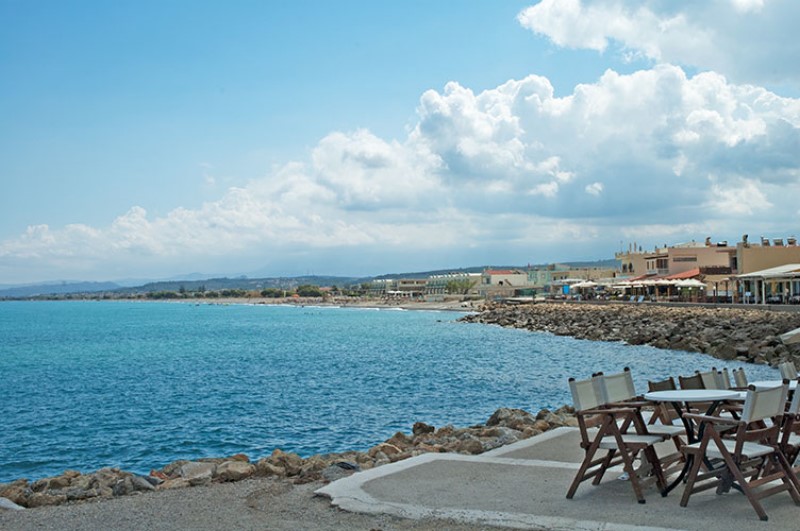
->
0, 406, 576, 510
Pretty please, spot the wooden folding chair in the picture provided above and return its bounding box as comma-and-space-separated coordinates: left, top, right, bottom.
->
680, 383, 800, 521
678, 373, 705, 390
697, 369, 720, 390
779, 361, 798, 380
778, 378, 800, 472
732, 367, 748, 388
716, 368, 732, 390
566, 372, 668, 504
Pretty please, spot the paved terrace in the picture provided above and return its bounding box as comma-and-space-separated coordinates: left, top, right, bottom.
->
317, 427, 800, 530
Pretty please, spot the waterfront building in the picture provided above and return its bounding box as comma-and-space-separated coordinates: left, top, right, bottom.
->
736, 235, 800, 274
478, 269, 529, 300
367, 278, 427, 298
425, 272, 482, 297
616, 238, 736, 278
738, 263, 800, 304
528, 264, 618, 297
616, 234, 800, 302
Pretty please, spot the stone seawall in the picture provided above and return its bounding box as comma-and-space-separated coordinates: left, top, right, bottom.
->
460, 302, 800, 366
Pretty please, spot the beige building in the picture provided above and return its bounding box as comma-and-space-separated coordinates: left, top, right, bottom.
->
616, 234, 800, 302
478, 269, 529, 299
736, 235, 800, 274
617, 238, 736, 278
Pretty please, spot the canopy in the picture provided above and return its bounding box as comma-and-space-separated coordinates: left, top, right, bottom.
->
676, 279, 706, 288
781, 327, 800, 345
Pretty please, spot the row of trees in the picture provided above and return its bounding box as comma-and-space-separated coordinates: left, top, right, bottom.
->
144, 284, 342, 300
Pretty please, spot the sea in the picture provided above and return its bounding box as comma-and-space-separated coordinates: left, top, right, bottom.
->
0, 300, 780, 483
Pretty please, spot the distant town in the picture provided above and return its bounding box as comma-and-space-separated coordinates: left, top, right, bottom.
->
3, 234, 800, 306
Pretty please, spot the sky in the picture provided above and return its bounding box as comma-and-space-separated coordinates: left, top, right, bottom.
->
1, 0, 799, 285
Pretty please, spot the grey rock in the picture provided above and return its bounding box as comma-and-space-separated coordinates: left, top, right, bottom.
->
180, 461, 216, 485
131, 475, 156, 491
0, 496, 24, 511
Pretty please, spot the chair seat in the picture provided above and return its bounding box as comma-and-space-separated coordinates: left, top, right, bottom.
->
599, 434, 663, 449
647, 424, 684, 437
685, 439, 774, 459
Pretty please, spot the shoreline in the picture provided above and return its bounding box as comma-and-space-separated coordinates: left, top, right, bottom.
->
0, 407, 574, 513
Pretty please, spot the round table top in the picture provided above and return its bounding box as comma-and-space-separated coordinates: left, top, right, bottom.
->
750, 379, 798, 390
644, 389, 740, 402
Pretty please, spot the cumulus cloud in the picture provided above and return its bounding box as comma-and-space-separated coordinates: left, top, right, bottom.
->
585, 182, 604, 196
518, 0, 800, 88
2, 62, 799, 281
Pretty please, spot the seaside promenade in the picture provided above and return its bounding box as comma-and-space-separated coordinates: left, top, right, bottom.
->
5, 426, 799, 530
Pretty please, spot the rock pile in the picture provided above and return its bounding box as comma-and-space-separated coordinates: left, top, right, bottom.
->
461, 303, 800, 365
0, 406, 575, 510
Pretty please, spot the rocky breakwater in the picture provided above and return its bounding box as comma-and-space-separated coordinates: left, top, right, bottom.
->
0, 406, 575, 511
461, 302, 800, 365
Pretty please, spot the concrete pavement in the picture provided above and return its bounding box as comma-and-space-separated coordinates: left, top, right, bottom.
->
316, 428, 800, 530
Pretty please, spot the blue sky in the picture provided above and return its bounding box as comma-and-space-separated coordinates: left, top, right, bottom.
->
1, 0, 799, 284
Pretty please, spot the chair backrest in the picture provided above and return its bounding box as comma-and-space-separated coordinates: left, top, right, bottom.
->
697, 369, 719, 389
741, 383, 790, 424
679, 373, 705, 390
569, 375, 604, 411
733, 367, 748, 388
648, 376, 677, 392
596, 367, 637, 404
779, 361, 797, 380
716, 368, 731, 389
787, 379, 800, 416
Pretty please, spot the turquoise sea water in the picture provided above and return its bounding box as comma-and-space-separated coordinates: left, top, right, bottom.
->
0, 301, 780, 483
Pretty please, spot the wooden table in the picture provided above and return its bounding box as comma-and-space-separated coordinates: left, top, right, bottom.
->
644, 389, 740, 493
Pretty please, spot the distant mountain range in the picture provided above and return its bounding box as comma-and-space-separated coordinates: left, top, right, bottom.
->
0, 281, 124, 298
0, 259, 619, 299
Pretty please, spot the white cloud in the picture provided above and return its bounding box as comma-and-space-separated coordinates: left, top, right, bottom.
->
706, 177, 772, 215
518, 0, 800, 88
585, 182, 603, 196
2, 62, 799, 282
731, 0, 764, 14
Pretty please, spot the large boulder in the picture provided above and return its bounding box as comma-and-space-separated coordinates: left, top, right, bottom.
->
486, 408, 536, 430
179, 462, 216, 486
216, 461, 255, 482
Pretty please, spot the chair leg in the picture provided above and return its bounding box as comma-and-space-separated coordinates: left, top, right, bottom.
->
619, 446, 647, 504
566, 428, 606, 500
727, 460, 769, 521
643, 446, 668, 496
775, 451, 800, 503
680, 450, 705, 507
711, 444, 769, 521
592, 449, 616, 485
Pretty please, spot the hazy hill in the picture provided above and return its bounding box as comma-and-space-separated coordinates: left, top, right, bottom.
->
0, 258, 619, 298
0, 281, 122, 298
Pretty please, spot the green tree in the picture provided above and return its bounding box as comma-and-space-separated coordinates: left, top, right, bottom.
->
446, 278, 478, 295
260, 288, 283, 298
296, 284, 323, 297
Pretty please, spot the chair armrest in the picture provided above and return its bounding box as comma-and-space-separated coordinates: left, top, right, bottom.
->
577, 406, 639, 417
682, 412, 741, 426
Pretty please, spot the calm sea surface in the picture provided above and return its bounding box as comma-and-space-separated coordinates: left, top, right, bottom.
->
0, 300, 779, 482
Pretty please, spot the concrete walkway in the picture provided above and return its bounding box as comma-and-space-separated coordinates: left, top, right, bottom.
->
316, 428, 800, 530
